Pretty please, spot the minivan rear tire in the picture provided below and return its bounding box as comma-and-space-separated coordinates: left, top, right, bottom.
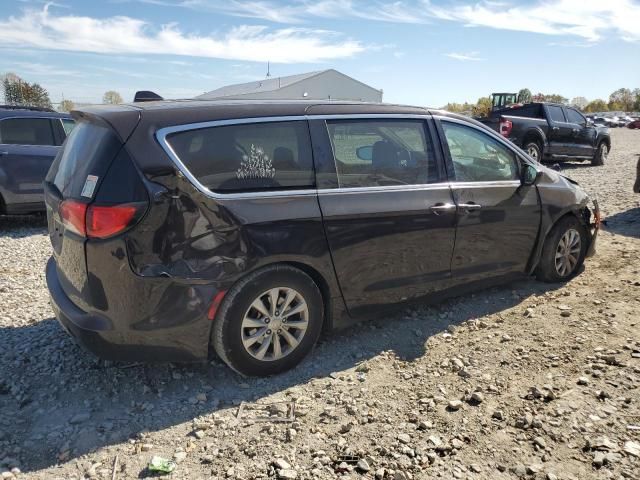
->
535, 216, 587, 283
211, 265, 323, 376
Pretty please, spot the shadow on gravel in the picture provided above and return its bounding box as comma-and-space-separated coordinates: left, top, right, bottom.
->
0, 277, 563, 473
0, 214, 47, 238
602, 207, 640, 239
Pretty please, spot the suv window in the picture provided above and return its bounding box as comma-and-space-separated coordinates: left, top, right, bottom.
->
166, 121, 314, 192
0, 118, 55, 146
547, 106, 566, 123
61, 119, 76, 136
326, 120, 437, 188
565, 108, 585, 125
441, 122, 519, 182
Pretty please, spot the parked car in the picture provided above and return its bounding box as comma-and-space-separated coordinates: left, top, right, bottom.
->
627, 118, 640, 129
0, 106, 75, 214
45, 100, 600, 376
479, 103, 611, 165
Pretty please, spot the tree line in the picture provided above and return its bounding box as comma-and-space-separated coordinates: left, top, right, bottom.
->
1, 72, 124, 111
443, 87, 640, 116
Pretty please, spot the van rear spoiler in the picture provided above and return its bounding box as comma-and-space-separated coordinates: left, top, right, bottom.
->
134, 91, 163, 102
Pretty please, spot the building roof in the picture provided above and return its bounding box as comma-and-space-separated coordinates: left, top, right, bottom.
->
196, 69, 380, 100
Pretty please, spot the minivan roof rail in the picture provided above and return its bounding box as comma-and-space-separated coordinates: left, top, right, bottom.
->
0, 104, 56, 112
134, 91, 164, 102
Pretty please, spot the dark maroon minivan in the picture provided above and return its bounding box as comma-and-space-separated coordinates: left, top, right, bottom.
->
45, 100, 599, 376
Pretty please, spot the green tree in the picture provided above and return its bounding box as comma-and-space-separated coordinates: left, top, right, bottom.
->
443, 102, 473, 114
609, 88, 634, 111
472, 97, 492, 117
517, 88, 532, 103
633, 88, 640, 111
102, 90, 123, 104
59, 99, 75, 112
585, 99, 608, 113
1, 73, 52, 109
542, 94, 568, 104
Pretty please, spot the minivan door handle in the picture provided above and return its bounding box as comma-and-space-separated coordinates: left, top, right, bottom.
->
458, 202, 482, 213
429, 203, 456, 215
0, 151, 8, 156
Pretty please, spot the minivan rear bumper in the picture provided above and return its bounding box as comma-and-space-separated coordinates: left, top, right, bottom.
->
46, 256, 212, 363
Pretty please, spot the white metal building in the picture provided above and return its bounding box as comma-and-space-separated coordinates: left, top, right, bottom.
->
196, 69, 383, 103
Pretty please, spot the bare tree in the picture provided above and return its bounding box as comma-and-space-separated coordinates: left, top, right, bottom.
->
59, 99, 75, 112
102, 90, 123, 104
571, 97, 588, 110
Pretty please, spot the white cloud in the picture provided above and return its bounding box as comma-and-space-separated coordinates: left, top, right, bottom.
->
6, 61, 84, 77
137, 0, 431, 24
0, 5, 364, 63
444, 52, 484, 61
426, 0, 640, 43
159, 0, 640, 43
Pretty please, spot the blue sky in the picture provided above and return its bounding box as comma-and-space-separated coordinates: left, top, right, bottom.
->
0, 0, 639, 106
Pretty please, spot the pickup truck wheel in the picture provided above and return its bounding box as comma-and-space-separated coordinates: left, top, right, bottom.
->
535, 216, 587, 283
524, 142, 541, 161
592, 142, 608, 166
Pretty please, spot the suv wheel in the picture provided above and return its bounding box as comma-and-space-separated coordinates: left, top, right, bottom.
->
524, 142, 542, 161
535, 216, 587, 283
592, 142, 608, 166
211, 265, 323, 376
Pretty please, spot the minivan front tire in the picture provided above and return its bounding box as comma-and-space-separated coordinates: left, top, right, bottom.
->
535, 216, 588, 283
211, 265, 323, 376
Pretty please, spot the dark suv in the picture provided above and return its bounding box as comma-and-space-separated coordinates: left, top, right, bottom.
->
45, 100, 599, 376
0, 106, 75, 214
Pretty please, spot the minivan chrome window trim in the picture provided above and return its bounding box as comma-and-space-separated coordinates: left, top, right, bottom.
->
156, 114, 527, 201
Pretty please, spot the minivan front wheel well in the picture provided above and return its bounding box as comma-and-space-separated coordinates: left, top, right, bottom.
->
535, 212, 589, 282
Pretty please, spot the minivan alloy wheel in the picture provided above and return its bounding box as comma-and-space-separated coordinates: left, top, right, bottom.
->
241, 287, 309, 361
555, 228, 581, 276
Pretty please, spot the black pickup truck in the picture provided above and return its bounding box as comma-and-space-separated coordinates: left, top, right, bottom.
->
480, 102, 611, 165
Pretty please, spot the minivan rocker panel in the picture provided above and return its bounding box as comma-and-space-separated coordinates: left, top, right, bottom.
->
44, 101, 599, 376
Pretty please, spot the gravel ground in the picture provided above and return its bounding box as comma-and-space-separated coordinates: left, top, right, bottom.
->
1, 129, 639, 480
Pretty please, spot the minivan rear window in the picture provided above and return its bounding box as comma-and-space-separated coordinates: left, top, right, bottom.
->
46, 120, 123, 198
165, 121, 315, 193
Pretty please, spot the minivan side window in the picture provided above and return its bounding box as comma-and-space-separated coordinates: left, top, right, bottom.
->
166, 121, 314, 193
441, 122, 519, 182
326, 120, 438, 188
0, 118, 55, 146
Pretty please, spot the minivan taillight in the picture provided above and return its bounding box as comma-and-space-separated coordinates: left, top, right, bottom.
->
87, 204, 142, 239
60, 200, 88, 236
499, 117, 513, 137
59, 200, 145, 239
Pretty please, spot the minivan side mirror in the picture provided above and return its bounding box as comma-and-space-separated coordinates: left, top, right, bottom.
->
356, 145, 373, 161
521, 163, 542, 186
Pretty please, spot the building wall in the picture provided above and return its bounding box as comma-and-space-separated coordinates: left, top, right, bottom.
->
214, 70, 382, 102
